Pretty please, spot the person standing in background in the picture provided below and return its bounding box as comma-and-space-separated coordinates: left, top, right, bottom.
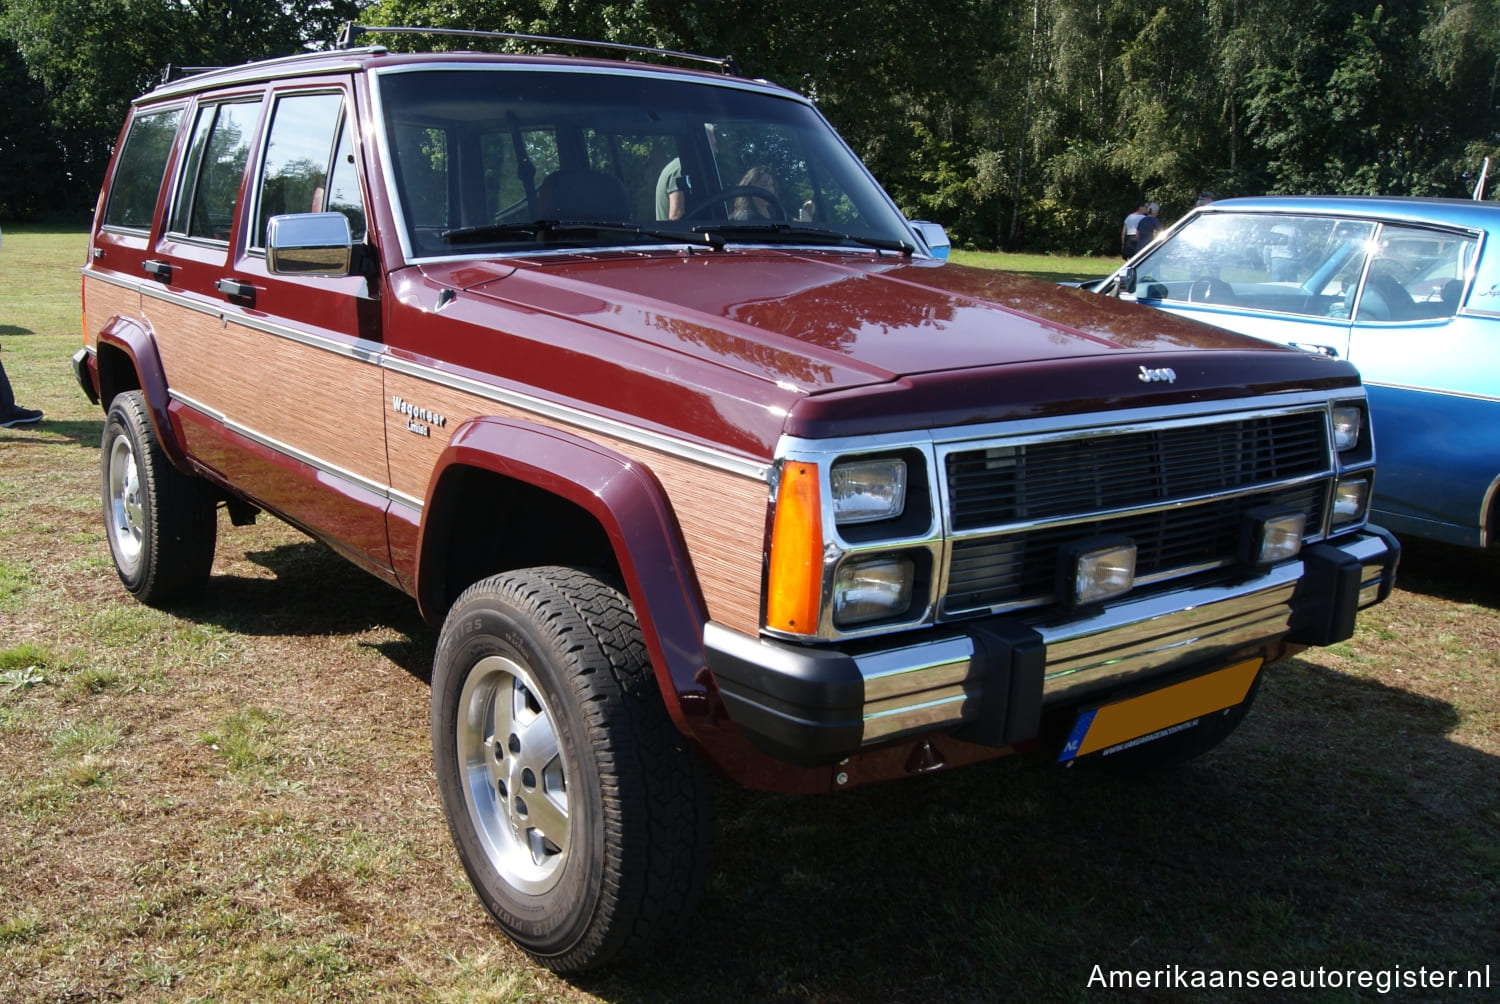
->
1135, 202, 1162, 248
1121, 201, 1147, 258
0, 226, 45, 428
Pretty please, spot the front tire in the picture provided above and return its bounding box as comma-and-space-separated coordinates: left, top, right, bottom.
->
100, 390, 217, 605
431, 567, 713, 972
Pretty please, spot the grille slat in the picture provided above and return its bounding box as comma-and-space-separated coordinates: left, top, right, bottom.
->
947, 413, 1328, 531
942, 412, 1331, 615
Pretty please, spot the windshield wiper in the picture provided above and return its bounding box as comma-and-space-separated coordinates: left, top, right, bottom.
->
695, 222, 914, 255
441, 219, 716, 247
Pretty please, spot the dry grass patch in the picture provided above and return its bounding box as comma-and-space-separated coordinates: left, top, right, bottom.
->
2, 225, 1496, 1002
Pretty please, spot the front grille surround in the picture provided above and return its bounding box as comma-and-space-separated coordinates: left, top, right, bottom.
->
937, 407, 1336, 618
767, 393, 1372, 642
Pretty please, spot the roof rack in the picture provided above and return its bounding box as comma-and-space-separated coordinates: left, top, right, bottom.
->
336, 23, 741, 76
160, 64, 229, 84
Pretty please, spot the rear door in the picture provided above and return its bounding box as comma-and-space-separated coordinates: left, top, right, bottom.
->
85, 102, 187, 361
147, 78, 396, 580
1341, 224, 1496, 544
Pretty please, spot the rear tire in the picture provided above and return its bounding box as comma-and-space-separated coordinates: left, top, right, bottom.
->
100, 390, 217, 605
430, 566, 713, 972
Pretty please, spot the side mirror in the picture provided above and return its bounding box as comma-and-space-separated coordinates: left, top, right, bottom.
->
1117, 265, 1138, 296
267, 212, 354, 277
908, 220, 951, 260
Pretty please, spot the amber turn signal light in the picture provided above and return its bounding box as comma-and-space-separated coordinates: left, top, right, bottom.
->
765, 462, 823, 634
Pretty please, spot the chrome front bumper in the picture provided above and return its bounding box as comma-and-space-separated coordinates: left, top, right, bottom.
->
706, 526, 1399, 765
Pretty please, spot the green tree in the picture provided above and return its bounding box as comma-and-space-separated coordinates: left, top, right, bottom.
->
0, 0, 359, 215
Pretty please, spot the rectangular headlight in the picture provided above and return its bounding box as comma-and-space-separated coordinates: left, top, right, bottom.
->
832, 554, 914, 627
1241, 507, 1306, 566
1332, 475, 1371, 526
831, 457, 907, 525
1331, 404, 1362, 452
1058, 537, 1136, 608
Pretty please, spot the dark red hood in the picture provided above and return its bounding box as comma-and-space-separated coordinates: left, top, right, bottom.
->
409, 250, 1359, 453
434, 250, 1263, 393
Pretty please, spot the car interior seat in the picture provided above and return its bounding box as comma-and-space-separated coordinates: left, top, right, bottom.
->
1356, 274, 1417, 322
536, 170, 632, 221
1438, 278, 1464, 316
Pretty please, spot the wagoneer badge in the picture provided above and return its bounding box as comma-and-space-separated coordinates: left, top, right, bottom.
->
1138, 365, 1177, 384
392, 395, 448, 437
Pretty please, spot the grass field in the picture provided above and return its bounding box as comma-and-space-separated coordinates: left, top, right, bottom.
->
1, 226, 1497, 1002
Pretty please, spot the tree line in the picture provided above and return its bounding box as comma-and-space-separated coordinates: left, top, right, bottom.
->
3, 0, 1496, 253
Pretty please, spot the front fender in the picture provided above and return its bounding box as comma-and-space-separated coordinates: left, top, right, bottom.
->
414, 417, 722, 738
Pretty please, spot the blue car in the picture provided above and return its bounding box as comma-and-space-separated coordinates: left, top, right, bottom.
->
1093, 195, 1500, 550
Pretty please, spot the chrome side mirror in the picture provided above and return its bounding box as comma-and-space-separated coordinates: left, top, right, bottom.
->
267, 212, 354, 277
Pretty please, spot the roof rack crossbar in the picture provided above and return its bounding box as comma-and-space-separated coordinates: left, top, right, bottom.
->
160, 64, 229, 84
337, 23, 740, 76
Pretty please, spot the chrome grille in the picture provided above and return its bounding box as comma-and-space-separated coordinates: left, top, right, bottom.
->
942, 412, 1332, 615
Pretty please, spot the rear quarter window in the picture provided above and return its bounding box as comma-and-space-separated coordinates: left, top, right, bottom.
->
1469, 233, 1500, 317
100, 108, 184, 232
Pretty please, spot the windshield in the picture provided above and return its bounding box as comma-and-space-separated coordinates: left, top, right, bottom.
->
375, 67, 915, 259
1131, 211, 1478, 322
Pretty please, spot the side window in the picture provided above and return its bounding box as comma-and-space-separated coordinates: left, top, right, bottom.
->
1354, 224, 1478, 322
324, 119, 366, 241
169, 99, 264, 242
254, 91, 365, 246
101, 107, 184, 232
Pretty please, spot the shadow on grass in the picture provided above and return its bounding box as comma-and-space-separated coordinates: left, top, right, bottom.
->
179, 539, 437, 681
156, 534, 1498, 1002
579, 673, 1497, 1004
1393, 537, 1500, 609
0, 418, 103, 451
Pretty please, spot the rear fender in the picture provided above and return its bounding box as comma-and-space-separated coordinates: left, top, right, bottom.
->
95, 318, 192, 471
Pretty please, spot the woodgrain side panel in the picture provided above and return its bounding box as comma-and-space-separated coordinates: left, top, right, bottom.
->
146, 299, 388, 484
83, 277, 140, 347
383, 371, 767, 633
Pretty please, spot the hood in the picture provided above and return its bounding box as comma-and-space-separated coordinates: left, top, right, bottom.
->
410, 250, 1358, 449
425, 250, 1264, 394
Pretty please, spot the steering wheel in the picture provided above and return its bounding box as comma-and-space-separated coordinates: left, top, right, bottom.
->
685, 185, 787, 221
1187, 277, 1235, 304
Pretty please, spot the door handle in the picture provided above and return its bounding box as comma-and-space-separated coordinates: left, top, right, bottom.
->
142, 259, 171, 282
215, 277, 256, 301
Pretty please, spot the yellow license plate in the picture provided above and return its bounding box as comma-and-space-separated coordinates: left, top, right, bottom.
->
1058, 659, 1263, 762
